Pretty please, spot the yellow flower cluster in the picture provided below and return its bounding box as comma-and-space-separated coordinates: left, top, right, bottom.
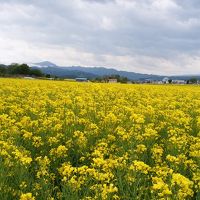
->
0, 78, 199, 199
20, 193, 35, 200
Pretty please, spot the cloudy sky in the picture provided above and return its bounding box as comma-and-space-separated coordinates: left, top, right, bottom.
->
0, 0, 200, 75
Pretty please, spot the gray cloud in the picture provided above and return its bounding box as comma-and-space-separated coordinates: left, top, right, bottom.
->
83, 0, 115, 3
0, 0, 200, 75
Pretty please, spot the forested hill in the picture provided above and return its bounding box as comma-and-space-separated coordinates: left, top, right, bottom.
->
31, 61, 200, 81
30, 61, 164, 80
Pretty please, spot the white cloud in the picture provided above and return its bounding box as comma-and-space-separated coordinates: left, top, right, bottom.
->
0, 0, 200, 75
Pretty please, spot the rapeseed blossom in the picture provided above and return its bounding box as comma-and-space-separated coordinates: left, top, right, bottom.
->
20, 193, 35, 200
0, 78, 199, 199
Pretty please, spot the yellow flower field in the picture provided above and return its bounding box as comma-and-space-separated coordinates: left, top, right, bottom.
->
0, 78, 199, 200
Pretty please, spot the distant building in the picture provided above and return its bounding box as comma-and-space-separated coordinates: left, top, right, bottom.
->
144, 79, 153, 83
23, 77, 35, 80
162, 77, 169, 84
108, 79, 117, 83
172, 80, 186, 84
152, 80, 163, 84
157, 81, 163, 84
75, 78, 88, 82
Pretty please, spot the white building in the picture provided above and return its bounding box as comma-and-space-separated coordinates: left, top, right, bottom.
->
108, 79, 117, 83
172, 80, 186, 84
162, 77, 169, 84
23, 77, 35, 80
75, 78, 88, 82
156, 81, 163, 84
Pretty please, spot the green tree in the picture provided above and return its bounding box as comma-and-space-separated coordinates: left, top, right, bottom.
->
45, 74, 51, 78
120, 76, 128, 83
189, 77, 197, 84
18, 64, 31, 75
8, 63, 30, 75
0, 65, 6, 75
29, 69, 43, 77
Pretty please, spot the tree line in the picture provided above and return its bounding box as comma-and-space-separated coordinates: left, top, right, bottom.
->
92, 74, 130, 83
0, 63, 43, 77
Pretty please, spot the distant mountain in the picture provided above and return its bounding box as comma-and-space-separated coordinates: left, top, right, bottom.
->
66, 66, 164, 80
170, 75, 200, 81
29, 61, 58, 68
38, 67, 97, 79
29, 61, 200, 81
